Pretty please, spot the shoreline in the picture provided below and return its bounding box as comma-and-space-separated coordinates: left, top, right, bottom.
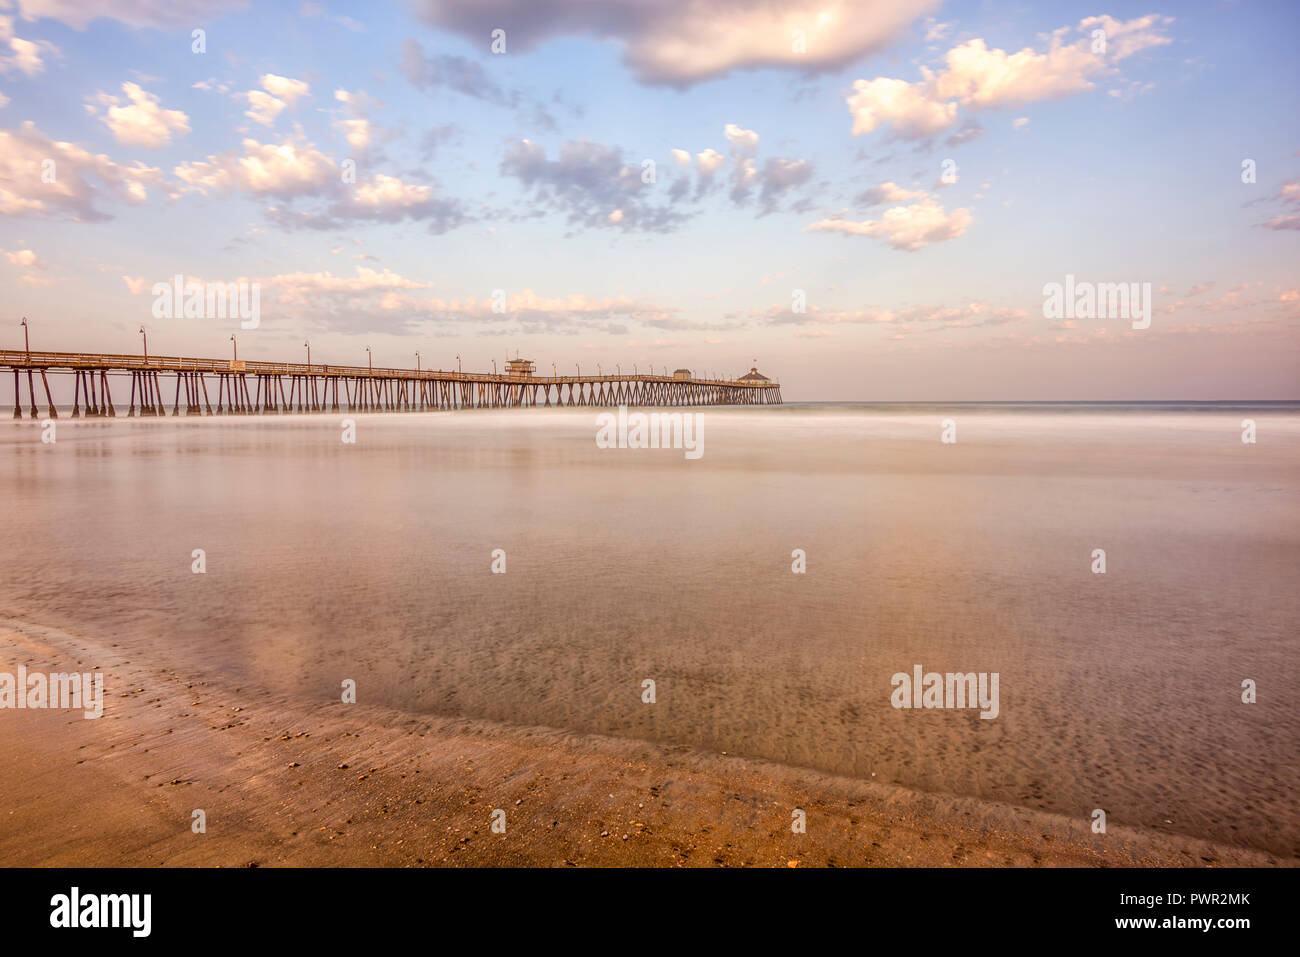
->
0, 619, 1290, 868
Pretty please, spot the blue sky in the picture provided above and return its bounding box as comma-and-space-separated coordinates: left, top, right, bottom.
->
1, 0, 1297, 398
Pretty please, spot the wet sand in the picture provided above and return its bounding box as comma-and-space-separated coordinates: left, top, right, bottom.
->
0, 621, 1286, 867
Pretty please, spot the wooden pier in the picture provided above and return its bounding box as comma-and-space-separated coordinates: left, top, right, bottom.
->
1, 350, 782, 418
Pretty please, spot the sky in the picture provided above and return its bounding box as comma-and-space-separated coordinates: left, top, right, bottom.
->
0, 0, 1297, 400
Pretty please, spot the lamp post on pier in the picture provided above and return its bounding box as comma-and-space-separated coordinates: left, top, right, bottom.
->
19, 317, 35, 419
365, 345, 373, 411
139, 326, 148, 361
229, 334, 237, 363
302, 339, 312, 411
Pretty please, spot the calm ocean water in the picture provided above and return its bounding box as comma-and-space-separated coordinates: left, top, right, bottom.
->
2, 402, 1297, 856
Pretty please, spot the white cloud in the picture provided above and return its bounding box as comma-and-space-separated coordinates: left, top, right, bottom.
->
932, 37, 1099, 107
349, 173, 430, 211
673, 127, 811, 213
501, 137, 687, 232
695, 148, 725, 175
2, 247, 39, 267
173, 133, 464, 231
1078, 14, 1175, 61
270, 266, 434, 306
846, 14, 1173, 139
755, 157, 813, 211
763, 298, 1024, 328
806, 194, 972, 250
858, 181, 924, 205
0, 14, 54, 76
263, 266, 675, 333
262, 74, 309, 103
1013, 116, 1030, 130
731, 156, 758, 199
0, 121, 162, 221
337, 117, 371, 149
87, 82, 190, 148
245, 91, 286, 126
1261, 214, 1300, 231
724, 123, 759, 154
174, 135, 336, 198
14, 0, 247, 30
922, 17, 954, 43
848, 77, 957, 138
299, 1, 365, 33
243, 74, 310, 126
411, 0, 939, 85
334, 89, 373, 150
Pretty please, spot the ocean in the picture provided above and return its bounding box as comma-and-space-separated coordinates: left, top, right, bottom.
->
2, 402, 1297, 857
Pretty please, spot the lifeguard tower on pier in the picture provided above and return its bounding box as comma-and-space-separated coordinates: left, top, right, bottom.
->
505, 356, 536, 379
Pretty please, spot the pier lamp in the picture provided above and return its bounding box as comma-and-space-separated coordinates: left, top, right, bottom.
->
139, 326, 148, 361
304, 340, 310, 366
230, 334, 237, 362
552, 362, 557, 377
365, 345, 372, 375
597, 363, 602, 376
617, 363, 621, 376
19, 318, 33, 420
415, 350, 420, 373
575, 363, 580, 376
492, 358, 497, 375
456, 354, 461, 373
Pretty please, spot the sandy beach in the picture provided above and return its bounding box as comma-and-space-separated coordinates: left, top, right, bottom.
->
1, 619, 1286, 868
